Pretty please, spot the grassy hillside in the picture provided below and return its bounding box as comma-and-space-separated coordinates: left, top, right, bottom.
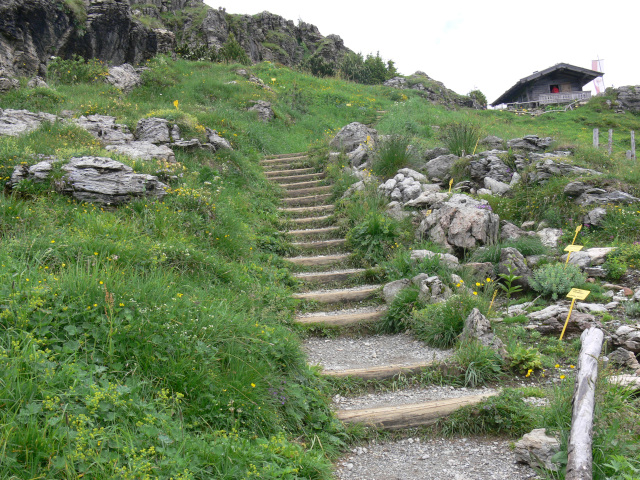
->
1, 56, 639, 479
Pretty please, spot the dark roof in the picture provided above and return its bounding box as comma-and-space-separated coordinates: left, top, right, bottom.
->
491, 63, 604, 106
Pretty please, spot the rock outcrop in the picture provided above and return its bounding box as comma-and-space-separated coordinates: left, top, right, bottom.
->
0, 108, 59, 137
613, 86, 640, 113
330, 122, 377, 153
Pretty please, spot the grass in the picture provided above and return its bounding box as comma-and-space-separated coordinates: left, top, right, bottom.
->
370, 135, 416, 177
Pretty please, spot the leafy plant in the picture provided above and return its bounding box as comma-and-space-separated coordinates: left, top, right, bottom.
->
47, 55, 108, 84
529, 263, 586, 300
508, 343, 543, 375
497, 264, 523, 302
345, 210, 401, 264
604, 244, 640, 281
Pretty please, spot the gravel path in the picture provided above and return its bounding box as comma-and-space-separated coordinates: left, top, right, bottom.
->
298, 306, 385, 318
334, 385, 499, 410
335, 436, 539, 480
304, 334, 453, 371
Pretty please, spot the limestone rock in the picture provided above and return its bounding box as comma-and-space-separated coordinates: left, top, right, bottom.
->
528, 305, 599, 336
585, 247, 615, 266
498, 247, 532, 289
410, 249, 459, 268
564, 181, 588, 197
404, 192, 448, 209
583, 207, 607, 227
479, 135, 504, 150
507, 135, 552, 151
536, 228, 563, 248
248, 100, 274, 122
460, 308, 507, 359
414, 275, 452, 304
610, 375, 640, 390
397, 168, 427, 183
501, 222, 534, 242
8, 156, 167, 205
106, 141, 175, 162
26, 76, 48, 88
613, 324, 640, 353
615, 86, 640, 112
330, 122, 377, 152
576, 189, 640, 207
74, 115, 134, 145
0, 77, 19, 93
423, 146, 450, 161
347, 144, 369, 168
484, 176, 510, 195
515, 429, 560, 471
383, 279, 411, 304
560, 251, 591, 269
469, 155, 514, 185
136, 117, 171, 144
462, 262, 494, 281
416, 194, 499, 252
0, 108, 58, 137
608, 348, 640, 373
528, 159, 601, 184
424, 154, 458, 181
207, 128, 233, 150
105, 64, 142, 92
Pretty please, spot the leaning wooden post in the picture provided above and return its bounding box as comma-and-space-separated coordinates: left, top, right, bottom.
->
593, 128, 599, 148
608, 129, 613, 155
631, 131, 636, 161
566, 327, 604, 480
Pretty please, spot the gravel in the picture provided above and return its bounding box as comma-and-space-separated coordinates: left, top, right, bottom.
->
334, 385, 499, 410
304, 334, 453, 371
335, 436, 539, 480
298, 306, 385, 318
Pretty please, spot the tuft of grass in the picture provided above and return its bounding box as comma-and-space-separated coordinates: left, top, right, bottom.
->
371, 135, 416, 177
454, 339, 504, 387
440, 122, 481, 156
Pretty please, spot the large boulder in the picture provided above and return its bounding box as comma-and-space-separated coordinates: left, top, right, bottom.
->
136, 117, 171, 144
74, 115, 134, 145
330, 122, 378, 152
0, 108, 59, 137
615, 86, 640, 112
576, 189, 640, 207
536, 228, 563, 248
424, 154, 458, 181
416, 194, 499, 253
528, 159, 601, 184
507, 135, 552, 151
498, 247, 532, 289
0, 77, 19, 93
105, 64, 142, 92
527, 305, 599, 336
515, 429, 560, 471
105, 141, 175, 162
583, 207, 607, 227
383, 279, 411, 304
248, 100, 274, 122
8, 156, 167, 205
460, 308, 507, 359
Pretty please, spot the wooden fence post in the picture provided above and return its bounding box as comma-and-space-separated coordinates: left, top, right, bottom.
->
632, 131, 636, 161
608, 129, 613, 155
593, 128, 599, 148
566, 327, 604, 480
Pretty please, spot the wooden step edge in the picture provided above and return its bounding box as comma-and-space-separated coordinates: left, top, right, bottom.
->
287, 226, 339, 235
290, 215, 333, 225
285, 254, 350, 266
292, 286, 379, 303
295, 309, 386, 327
262, 152, 307, 160
321, 362, 435, 380
292, 239, 346, 249
282, 186, 332, 197
279, 180, 326, 189
336, 393, 497, 430
260, 155, 308, 164
294, 269, 366, 284
272, 173, 325, 183
266, 167, 316, 177
282, 194, 332, 206
278, 204, 334, 214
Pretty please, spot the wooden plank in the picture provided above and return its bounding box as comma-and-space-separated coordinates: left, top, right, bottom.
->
323, 362, 434, 380
566, 327, 604, 480
278, 204, 334, 216
262, 152, 307, 160
593, 128, 599, 148
285, 254, 350, 266
279, 180, 326, 190
282, 194, 332, 206
608, 129, 613, 155
295, 309, 386, 326
283, 186, 332, 197
272, 173, 325, 183
292, 286, 379, 304
266, 167, 316, 177
632, 131, 636, 161
292, 239, 346, 251
288, 226, 340, 236
294, 269, 365, 285
336, 393, 496, 430
290, 215, 333, 226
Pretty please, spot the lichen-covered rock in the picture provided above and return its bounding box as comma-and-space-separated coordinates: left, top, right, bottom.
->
498, 247, 532, 289
0, 77, 19, 93
615, 85, 640, 112
330, 122, 377, 152
106, 141, 175, 162
424, 154, 458, 181
383, 279, 411, 304
136, 117, 171, 144
413, 275, 452, 304
416, 194, 499, 252
206, 128, 233, 151
515, 429, 560, 471
410, 249, 459, 268
576, 189, 640, 206
8, 156, 167, 205
26, 76, 48, 88
479, 135, 504, 150
248, 100, 274, 122
460, 308, 507, 359
0, 108, 59, 137
613, 324, 640, 353
536, 228, 563, 248
74, 115, 134, 145
528, 305, 599, 336
106, 64, 142, 92
507, 135, 552, 151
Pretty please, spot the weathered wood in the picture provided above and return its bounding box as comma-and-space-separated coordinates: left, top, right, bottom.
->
290, 215, 333, 226
285, 253, 349, 266
323, 362, 435, 380
272, 173, 325, 183
288, 226, 340, 237
337, 393, 497, 429
279, 179, 326, 190
608, 129, 613, 155
278, 204, 334, 217
632, 131, 636, 161
282, 194, 332, 206
566, 327, 604, 480
294, 269, 365, 285
266, 167, 316, 177
292, 286, 379, 304
262, 152, 307, 160
283, 185, 332, 197
295, 309, 385, 327
593, 128, 599, 148
291, 238, 346, 251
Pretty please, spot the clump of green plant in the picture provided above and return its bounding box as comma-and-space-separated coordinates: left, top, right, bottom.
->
412, 293, 480, 348
345, 210, 402, 264
47, 55, 107, 84
529, 263, 586, 300
467, 89, 487, 109
604, 244, 640, 281
455, 339, 504, 387
508, 343, 543, 375
439, 388, 541, 437
624, 302, 640, 318
371, 135, 415, 177
440, 122, 481, 156
378, 285, 421, 333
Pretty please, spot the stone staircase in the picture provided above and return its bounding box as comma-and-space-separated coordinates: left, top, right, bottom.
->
261, 152, 495, 431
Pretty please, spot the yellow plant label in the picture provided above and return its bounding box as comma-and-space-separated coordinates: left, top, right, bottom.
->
424, 210, 432, 216
448, 178, 454, 193
567, 288, 590, 300
564, 245, 584, 253
575, 225, 582, 235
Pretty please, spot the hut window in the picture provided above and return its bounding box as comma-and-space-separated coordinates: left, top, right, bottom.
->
550, 85, 560, 93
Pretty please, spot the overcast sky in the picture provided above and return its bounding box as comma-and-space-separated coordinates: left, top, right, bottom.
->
203, 0, 638, 104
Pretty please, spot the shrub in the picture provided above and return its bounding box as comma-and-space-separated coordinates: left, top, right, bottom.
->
467, 89, 487, 108
604, 244, 640, 281
47, 55, 107, 84
378, 285, 421, 333
440, 122, 481, 156
345, 210, 401, 264
371, 135, 414, 177
529, 263, 586, 300
412, 293, 479, 348
455, 340, 504, 387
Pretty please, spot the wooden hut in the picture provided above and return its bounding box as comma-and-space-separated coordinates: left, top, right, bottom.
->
491, 63, 604, 108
